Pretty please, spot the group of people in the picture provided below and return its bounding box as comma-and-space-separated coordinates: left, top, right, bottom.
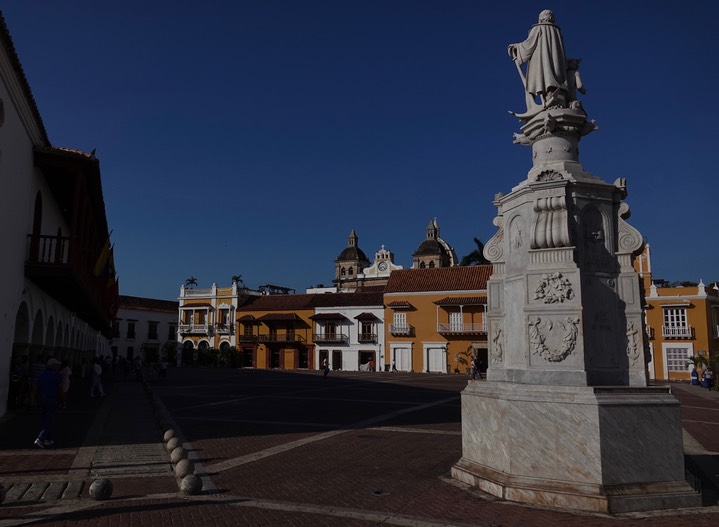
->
691, 366, 714, 390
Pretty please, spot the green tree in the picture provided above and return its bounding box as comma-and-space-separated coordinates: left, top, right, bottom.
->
185, 276, 198, 289
231, 275, 244, 286
460, 237, 490, 266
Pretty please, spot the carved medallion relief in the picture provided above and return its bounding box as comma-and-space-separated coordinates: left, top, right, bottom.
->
528, 316, 580, 363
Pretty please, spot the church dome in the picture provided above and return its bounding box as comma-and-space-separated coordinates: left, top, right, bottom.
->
337, 245, 368, 262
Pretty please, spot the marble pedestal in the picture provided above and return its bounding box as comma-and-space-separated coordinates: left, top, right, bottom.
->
451, 381, 701, 513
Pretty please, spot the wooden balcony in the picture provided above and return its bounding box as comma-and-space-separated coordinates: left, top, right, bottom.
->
238, 334, 259, 344
437, 322, 487, 335
259, 333, 306, 344
358, 333, 377, 344
313, 333, 349, 344
25, 233, 117, 336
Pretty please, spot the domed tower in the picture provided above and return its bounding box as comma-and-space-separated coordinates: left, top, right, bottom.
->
412, 219, 457, 269
334, 229, 370, 288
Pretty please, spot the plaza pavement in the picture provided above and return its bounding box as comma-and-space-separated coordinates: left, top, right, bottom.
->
1, 368, 719, 526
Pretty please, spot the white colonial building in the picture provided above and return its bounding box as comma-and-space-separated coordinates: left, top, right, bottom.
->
0, 14, 117, 415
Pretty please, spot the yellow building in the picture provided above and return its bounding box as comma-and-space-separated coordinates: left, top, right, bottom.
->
383, 266, 491, 373
635, 246, 719, 381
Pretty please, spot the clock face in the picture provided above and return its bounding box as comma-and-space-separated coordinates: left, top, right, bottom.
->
378, 261, 388, 272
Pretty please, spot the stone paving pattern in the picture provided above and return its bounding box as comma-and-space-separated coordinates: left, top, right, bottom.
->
1, 368, 719, 526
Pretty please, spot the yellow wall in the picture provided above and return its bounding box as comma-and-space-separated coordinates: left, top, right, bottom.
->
384, 292, 487, 372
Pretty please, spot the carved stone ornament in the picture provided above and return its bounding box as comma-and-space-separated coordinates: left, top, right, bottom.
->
617, 202, 643, 255
535, 170, 564, 182
534, 272, 575, 303
531, 196, 571, 249
491, 323, 504, 364
483, 226, 505, 263
626, 321, 641, 366
528, 316, 580, 363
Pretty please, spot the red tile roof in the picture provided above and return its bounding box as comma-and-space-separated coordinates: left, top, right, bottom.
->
384, 266, 491, 293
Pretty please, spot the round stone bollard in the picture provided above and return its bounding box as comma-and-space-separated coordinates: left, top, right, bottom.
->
170, 446, 188, 464
163, 429, 175, 442
166, 437, 181, 452
89, 479, 113, 500
179, 474, 202, 495
174, 458, 194, 478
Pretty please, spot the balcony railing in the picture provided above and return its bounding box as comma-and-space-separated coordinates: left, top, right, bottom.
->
358, 333, 377, 344
389, 324, 414, 336
183, 288, 213, 296
215, 324, 234, 335
259, 333, 306, 344
437, 322, 487, 334
662, 325, 694, 339
238, 334, 259, 343
313, 333, 349, 344
179, 323, 210, 335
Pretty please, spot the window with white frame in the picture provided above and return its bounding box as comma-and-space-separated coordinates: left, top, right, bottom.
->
663, 308, 687, 328
393, 312, 407, 329
666, 347, 690, 372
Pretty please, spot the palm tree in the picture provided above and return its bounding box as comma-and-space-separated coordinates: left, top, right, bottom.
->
460, 237, 490, 266
231, 274, 244, 286
185, 276, 198, 289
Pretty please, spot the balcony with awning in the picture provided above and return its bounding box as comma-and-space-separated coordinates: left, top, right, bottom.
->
434, 296, 487, 335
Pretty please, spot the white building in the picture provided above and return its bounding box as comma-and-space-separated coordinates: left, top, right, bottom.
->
1, 15, 117, 415
113, 296, 179, 362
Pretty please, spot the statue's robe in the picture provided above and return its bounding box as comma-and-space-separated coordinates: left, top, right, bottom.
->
514, 22, 567, 97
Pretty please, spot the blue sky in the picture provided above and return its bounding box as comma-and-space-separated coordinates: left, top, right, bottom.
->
3, 1, 717, 300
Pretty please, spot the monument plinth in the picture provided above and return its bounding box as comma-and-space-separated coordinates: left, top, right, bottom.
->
451, 10, 701, 513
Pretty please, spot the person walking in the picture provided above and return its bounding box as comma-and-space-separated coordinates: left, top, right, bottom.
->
35, 358, 62, 448
322, 357, 329, 378
59, 360, 72, 408
89, 357, 105, 398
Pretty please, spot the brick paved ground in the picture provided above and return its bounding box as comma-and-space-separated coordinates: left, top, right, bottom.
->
2, 368, 719, 526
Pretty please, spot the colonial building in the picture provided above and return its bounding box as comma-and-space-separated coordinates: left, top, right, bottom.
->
412, 218, 458, 269
1, 15, 117, 415
235, 291, 383, 371
635, 246, 719, 381
177, 280, 259, 357
383, 266, 491, 373
359, 245, 403, 288
114, 296, 179, 362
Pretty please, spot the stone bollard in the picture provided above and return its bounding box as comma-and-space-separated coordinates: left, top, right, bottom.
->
170, 446, 188, 463
166, 437, 182, 452
163, 429, 175, 442
174, 458, 194, 478
89, 479, 113, 500
179, 474, 202, 495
